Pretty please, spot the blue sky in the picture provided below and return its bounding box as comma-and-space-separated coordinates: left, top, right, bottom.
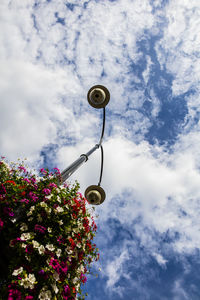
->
1, 0, 200, 299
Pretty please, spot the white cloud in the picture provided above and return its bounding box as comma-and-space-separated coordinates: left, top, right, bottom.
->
156, 0, 200, 96
106, 249, 129, 288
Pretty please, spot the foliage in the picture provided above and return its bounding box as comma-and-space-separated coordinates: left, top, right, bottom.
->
0, 158, 99, 299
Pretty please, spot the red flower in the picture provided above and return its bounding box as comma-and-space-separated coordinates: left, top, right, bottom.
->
86, 241, 92, 252
69, 238, 76, 249
5, 180, 16, 186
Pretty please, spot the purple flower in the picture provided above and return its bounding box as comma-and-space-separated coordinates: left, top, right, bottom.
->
3, 207, 14, 217
42, 188, 51, 195
28, 192, 38, 202
34, 224, 46, 234
38, 269, 48, 279
38, 269, 45, 275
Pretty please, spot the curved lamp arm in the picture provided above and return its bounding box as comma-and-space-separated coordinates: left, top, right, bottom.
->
60, 86, 109, 186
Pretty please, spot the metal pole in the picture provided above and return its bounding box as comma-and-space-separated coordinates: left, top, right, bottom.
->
60, 144, 99, 183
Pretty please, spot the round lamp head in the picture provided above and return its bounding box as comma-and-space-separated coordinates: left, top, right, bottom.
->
85, 185, 106, 205
87, 85, 110, 109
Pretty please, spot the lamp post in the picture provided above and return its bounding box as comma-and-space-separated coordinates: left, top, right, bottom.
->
60, 85, 110, 205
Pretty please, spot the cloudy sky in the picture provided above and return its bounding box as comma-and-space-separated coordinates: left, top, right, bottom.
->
1, 0, 200, 299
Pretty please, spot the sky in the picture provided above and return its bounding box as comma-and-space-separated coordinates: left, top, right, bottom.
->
1, 0, 200, 299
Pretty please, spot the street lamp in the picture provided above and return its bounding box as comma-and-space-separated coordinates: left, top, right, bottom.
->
60, 85, 110, 205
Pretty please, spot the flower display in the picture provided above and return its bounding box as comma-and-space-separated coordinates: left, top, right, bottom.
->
0, 159, 99, 299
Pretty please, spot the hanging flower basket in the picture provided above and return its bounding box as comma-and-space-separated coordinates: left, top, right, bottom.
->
0, 159, 99, 299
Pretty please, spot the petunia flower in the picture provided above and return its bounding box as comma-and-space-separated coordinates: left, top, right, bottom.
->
34, 224, 46, 234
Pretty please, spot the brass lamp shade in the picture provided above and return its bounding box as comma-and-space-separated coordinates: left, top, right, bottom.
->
84, 185, 106, 205
87, 85, 110, 109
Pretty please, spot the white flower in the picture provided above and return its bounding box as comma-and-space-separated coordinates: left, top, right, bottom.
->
60, 186, 65, 190
20, 233, 31, 241
38, 245, 45, 255
56, 206, 64, 213
32, 240, 40, 248
53, 271, 59, 281
73, 277, 78, 284
27, 206, 35, 216
20, 223, 28, 231
47, 227, 52, 233
45, 194, 53, 200
40, 202, 47, 208
21, 243, 26, 248
46, 244, 55, 251
29, 274, 36, 284
25, 255, 31, 262
80, 265, 85, 273
39, 289, 52, 300
28, 217, 33, 222
65, 248, 73, 255
45, 207, 52, 214
20, 274, 36, 289
52, 283, 59, 294
57, 196, 61, 203
56, 248, 62, 258
58, 220, 63, 225
12, 267, 23, 276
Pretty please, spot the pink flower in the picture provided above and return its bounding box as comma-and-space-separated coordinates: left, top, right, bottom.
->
24, 297, 34, 300
80, 273, 87, 283
0, 183, 6, 195
53, 167, 61, 175
3, 207, 14, 217
42, 188, 51, 195
30, 177, 37, 184
10, 237, 22, 246
8, 288, 21, 300
60, 261, 68, 274
0, 218, 3, 230
25, 244, 34, 254
48, 182, 57, 189
28, 192, 38, 202
34, 224, 46, 234
22, 178, 31, 184
57, 236, 66, 245
62, 285, 74, 300
20, 198, 29, 204
18, 166, 27, 173
40, 168, 47, 174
